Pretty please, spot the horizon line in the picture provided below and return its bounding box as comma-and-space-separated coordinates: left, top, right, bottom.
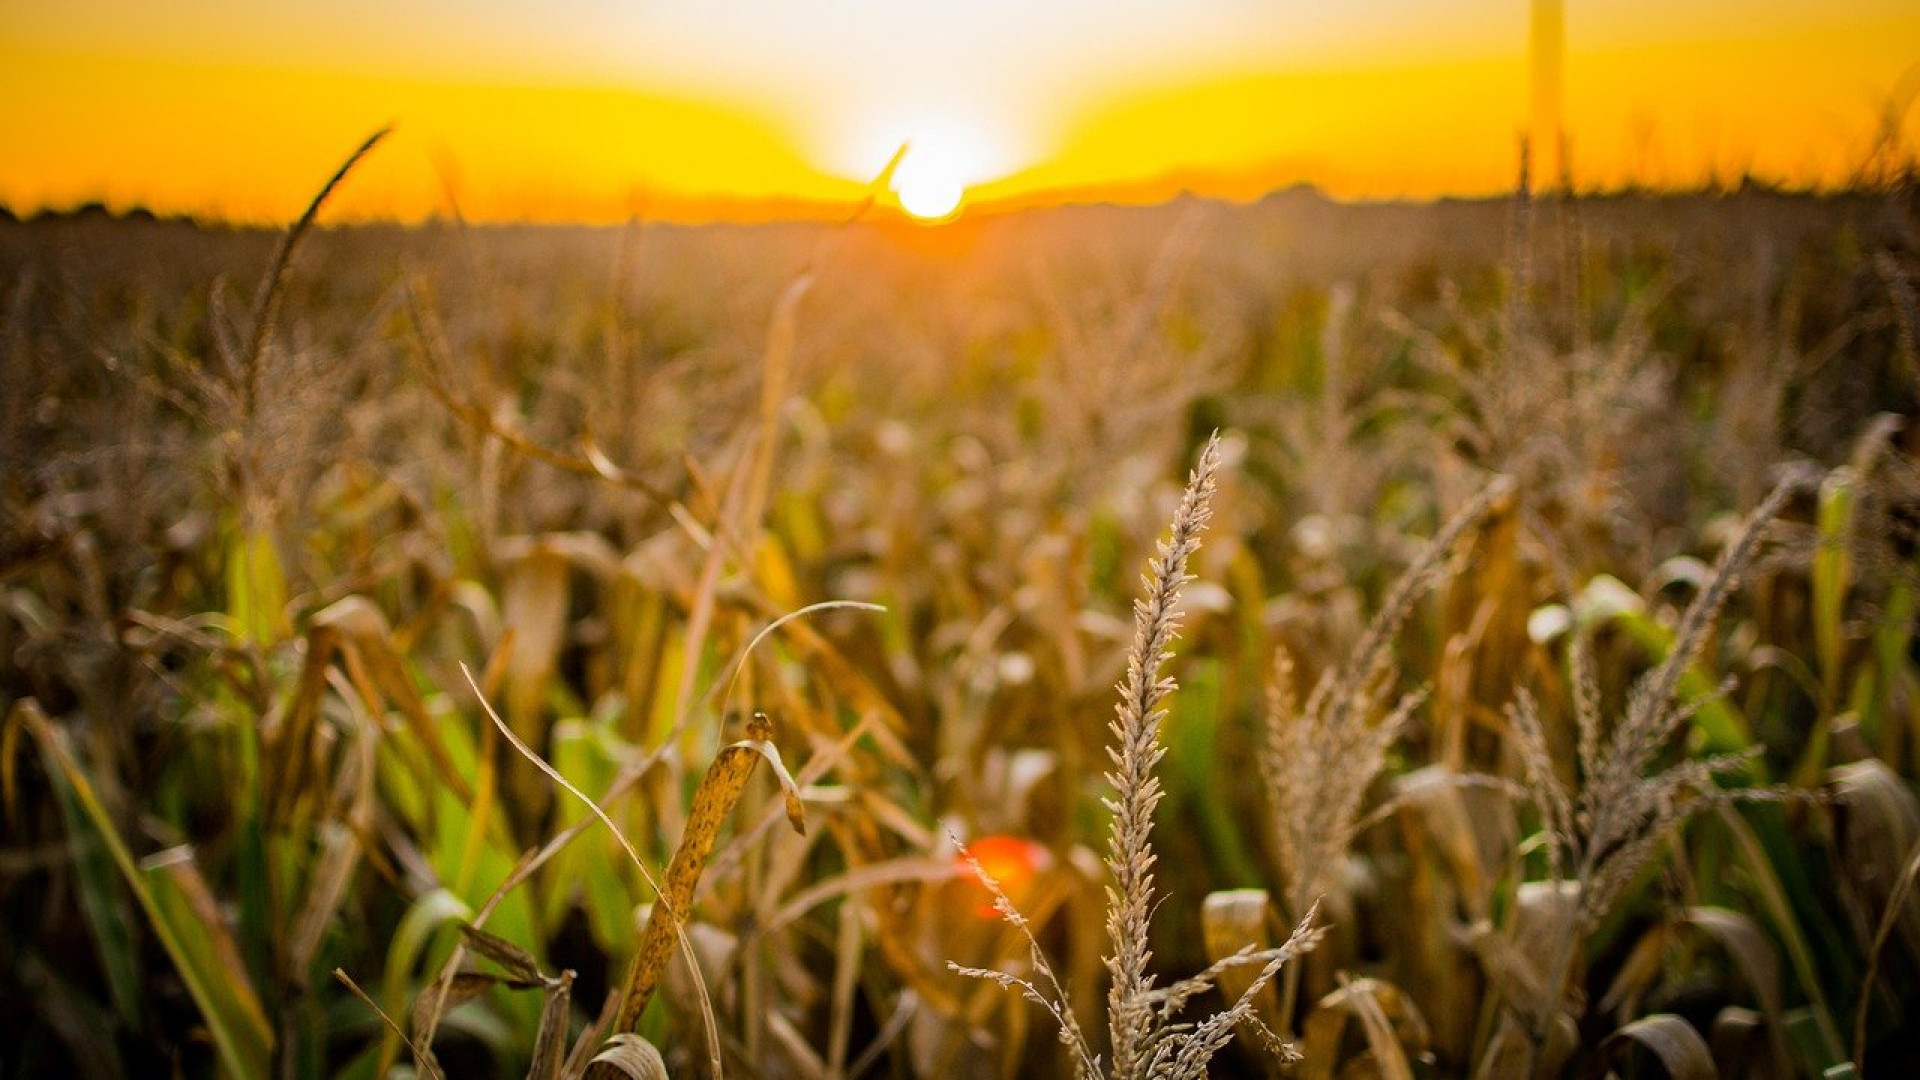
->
5, 168, 1910, 230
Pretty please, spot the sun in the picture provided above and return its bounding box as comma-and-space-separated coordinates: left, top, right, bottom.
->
819, 111, 1015, 222
892, 148, 966, 220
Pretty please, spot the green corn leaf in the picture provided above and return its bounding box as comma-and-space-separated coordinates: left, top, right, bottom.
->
371, 887, 473, 1079
142, 848, 276, 1068
226, 524, 290, 646
42, 742, 143, 1026
21, 704, 272, 1080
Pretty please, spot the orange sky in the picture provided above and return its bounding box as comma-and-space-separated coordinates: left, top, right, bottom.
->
2, 1, 1916, 222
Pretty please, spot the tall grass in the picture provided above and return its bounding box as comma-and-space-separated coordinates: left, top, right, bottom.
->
955, 434, 1323, 1080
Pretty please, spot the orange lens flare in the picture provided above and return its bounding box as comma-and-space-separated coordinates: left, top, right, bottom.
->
958, 835, 1049, 919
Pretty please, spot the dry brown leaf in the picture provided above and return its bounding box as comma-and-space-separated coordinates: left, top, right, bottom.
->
1584, 1014, 1717, 1080
410, 971, 497, 1038
1301, 976, 1429, 1080
1709, 1006, 1766, 1079
284, 822, 360, 985
1680, 906, 1785, 1022
1831, 759, 1920, 952
590, 1034, 670, 1080
526, 969, 574, 1080
457, 922, 547, 985
499, 540, 570, 734
605, 711, 806, 1038
1200, 889, 1281, 1024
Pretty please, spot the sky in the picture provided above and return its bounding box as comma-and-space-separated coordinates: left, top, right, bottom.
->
2, 1, 1917, 221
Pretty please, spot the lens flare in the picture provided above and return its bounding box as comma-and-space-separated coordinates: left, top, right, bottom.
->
957, 835, 1049, 918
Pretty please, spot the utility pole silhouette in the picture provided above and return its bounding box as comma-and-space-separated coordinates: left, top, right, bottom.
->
1528, 0, 1567, 194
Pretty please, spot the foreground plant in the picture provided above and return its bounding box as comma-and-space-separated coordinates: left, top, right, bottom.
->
953, 434, 1324, 1080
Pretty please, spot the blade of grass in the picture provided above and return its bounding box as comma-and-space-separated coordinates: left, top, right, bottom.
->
142, 847, 274, 1042
371, 887, 471, 1080
243, 126, 390, 414
16, 701, 272, 1080
1717, 806, 1848, 1071
459, 664, 726, 1079
38, 727, 144, 1025
1851, 836, 1920, 1078
333, 967, 448, 1080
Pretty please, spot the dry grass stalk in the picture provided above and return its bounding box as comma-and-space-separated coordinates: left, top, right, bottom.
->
1502, 468, 1811, 1035
401, 279, 680, 508
1853, 836, 1920, 1078
242, 127, 389, 425
1104, 431, 1224, 1080
953, 435, 1323, 1080
222, 126, 390, 531
1262, 477, 1510, 920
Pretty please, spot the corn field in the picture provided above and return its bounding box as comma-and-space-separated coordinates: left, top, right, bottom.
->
4, 166, 1920, 1080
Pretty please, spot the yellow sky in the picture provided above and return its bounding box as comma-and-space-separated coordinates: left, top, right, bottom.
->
2, 1, 1916, 221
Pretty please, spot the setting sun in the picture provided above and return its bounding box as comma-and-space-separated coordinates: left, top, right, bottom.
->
893, 150, 966, 220
833, 114, 1010, 221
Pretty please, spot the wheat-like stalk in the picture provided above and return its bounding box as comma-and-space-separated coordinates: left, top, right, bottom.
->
1262, 477, 1509, 919
952, 434, 1322, 1080
1504, 467, 1812, 1031
1102, 430, 1221, 1080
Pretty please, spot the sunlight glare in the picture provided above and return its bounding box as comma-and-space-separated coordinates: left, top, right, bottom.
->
822, 109, 1019, 220
894, 150, 965, 220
